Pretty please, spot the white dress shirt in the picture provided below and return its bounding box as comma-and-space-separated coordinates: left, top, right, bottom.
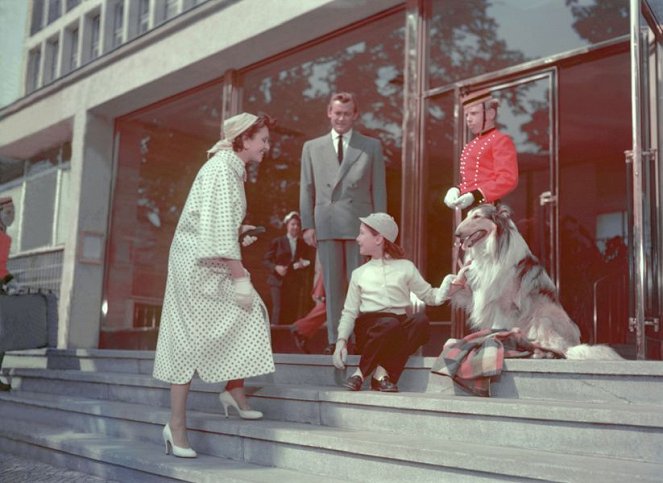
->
331, 129, 352, 160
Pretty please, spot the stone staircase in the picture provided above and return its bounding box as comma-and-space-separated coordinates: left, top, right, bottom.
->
0, 349, 662, 482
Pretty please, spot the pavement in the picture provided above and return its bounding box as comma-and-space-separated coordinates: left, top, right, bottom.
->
0, 452, 118, 482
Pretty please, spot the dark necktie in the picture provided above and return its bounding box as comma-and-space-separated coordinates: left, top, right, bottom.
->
337, 134, 343, 163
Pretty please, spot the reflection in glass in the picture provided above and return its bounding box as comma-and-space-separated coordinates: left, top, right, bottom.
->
427, 0, 628, 89
242, 13, 405, 227
489, 75, 553, 266
242, 12, 405, 340
105, 81, 224, 339
104, 12, 406, 349
558, 51, 629, 345
422, 92, 455, 339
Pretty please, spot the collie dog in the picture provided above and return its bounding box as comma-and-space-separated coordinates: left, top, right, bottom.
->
443, 204, 621, 360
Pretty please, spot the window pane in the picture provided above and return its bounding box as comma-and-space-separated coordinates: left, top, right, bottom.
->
68, 26, 79, 71
106, 81, 224, 331
558, 51, 630, 343
0, 185, 22, 256
138, 0, 149, 33
112, 2, 124, 48
47, 0, 62, 24
44, 38, 59, 83
66, 0, 81, 11
422, 92, 454, 326
27, 48, 41, 93
31, 0, 45, 35
427, 0, 628, 89
27, 141, 69, 176
0, 157, 25, 185
105, 12, 405, 345
243, 11, 405, 230
241, 12, 404, 340
90, 13, 101, 60
21, 172, 56, 251
56, 167, 71, 245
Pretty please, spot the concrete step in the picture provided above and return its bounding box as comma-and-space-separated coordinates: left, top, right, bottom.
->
6, 349, 663, 403
0, 391, 660, 482
0, 417, 342, 483
2, 377, 663, 466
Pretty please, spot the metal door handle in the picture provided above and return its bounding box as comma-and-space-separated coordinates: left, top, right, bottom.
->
539, 191, 557, 206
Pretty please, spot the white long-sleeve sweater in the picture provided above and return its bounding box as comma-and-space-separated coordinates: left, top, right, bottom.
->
336, 258, 445, 341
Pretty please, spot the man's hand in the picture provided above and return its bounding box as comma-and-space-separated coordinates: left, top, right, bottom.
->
232, 277, 255, 310
443, 187, 460, 208
303, 228, 317, 247
332, 339, 348, 369
275, 265, 288, 277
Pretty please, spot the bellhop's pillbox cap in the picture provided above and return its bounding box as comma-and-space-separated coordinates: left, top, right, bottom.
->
461, 88, 500, 109
359, 212, 399, 243
283, 211, 300, 224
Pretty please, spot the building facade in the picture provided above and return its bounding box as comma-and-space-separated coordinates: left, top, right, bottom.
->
0, 0, 661, 358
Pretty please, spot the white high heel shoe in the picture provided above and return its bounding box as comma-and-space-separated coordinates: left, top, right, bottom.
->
162, 423, 197, 458
219, 391, 263, 420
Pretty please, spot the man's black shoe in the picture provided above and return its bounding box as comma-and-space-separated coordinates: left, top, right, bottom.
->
343, 375, 363, 391
0, 381, 10, 392
370, 375, 398, 392
292, 330, 309, 353
323, 343, 336, 355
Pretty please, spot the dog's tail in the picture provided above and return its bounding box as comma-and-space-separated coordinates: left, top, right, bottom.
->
565, 344, 623, 360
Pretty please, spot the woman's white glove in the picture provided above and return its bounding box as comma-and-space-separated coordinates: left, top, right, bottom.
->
232, 277, 254, 310
434, 274, 456, 304
443, 187, 460, 208
332, 340, 348, 369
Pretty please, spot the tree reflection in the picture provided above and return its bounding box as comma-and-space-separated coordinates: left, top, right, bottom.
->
243, 18, 405, 231
566, 0, 628, 43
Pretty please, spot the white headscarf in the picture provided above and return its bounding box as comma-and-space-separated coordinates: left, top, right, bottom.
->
207, 112, 259, 156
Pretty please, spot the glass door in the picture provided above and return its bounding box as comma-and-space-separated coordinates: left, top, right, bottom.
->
461, 73, 557, 277
629, 0, 663, 359
456, 51, 634, 353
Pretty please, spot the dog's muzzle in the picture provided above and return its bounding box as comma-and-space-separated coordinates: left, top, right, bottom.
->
459, 229, 488, 250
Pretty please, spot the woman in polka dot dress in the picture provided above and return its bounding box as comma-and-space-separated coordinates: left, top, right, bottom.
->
154, 113, 276, 457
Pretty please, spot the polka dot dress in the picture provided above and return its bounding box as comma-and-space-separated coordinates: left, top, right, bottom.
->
153, 149, 275, 384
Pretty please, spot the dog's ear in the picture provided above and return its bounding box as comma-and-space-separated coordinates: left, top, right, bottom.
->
496, 204, 513, 221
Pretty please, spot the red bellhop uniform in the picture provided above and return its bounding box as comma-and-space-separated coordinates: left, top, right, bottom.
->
458, 127, 518, 203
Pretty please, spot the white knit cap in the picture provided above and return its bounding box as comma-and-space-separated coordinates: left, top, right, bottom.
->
207, 112, 259, 155
359, 212, 398, 243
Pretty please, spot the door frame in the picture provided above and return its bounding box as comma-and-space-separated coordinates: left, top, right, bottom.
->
630, 0, 663, 359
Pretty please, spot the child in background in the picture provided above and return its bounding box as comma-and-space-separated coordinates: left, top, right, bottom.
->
332, 213, 451, 392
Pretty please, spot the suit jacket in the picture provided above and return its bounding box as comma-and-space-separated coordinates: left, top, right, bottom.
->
263, 235, 312, 287
300, 130, 386, 240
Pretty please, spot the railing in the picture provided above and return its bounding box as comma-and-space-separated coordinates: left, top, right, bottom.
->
7, 247, 63, 294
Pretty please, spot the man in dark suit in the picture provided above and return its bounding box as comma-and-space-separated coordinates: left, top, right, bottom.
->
263, 211, 313, 325
300, 92, 387, 354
